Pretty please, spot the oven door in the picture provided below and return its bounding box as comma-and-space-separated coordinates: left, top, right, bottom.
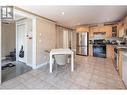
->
93, 44, 106, 58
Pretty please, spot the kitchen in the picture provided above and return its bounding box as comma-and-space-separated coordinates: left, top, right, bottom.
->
76, 16, 127, 87
0, 6, 127, 89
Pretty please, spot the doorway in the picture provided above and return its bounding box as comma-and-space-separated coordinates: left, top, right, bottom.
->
1, 12, 33, 82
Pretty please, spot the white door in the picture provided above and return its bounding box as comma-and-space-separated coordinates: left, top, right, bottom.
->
17, 23, 27, 63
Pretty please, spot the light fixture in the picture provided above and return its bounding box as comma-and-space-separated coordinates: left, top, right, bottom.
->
106, 18, 110, 21
61, 12, 64, 15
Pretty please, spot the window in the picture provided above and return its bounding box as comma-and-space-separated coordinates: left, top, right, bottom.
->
1, 6, 13, 20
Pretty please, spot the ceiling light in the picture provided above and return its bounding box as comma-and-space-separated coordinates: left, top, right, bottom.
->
107, 19, 110, 21
61, 12, 64, 15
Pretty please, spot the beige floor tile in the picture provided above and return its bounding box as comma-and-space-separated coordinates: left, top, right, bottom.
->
88, 81, 107, 89
0, 78, 22, 89
91, 75, 107, 85
13, 84, 28, 89
0, 55, 125, 89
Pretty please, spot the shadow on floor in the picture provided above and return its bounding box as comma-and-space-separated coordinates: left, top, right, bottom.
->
2, 60, 32, 82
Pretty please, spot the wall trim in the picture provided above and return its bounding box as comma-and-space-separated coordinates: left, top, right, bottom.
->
14, 6, 56, 23
32, 17, 37, 69
26, 63, 33, 68
35, 62, 48, 69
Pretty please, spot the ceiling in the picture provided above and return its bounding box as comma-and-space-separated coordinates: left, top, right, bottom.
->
14, 12, 25, 20
18, 6, 127, 28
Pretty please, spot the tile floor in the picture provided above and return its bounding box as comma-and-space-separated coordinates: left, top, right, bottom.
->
0, 56, 126, 89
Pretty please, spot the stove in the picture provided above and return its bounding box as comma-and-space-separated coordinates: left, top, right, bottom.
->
93, 39, 106, 58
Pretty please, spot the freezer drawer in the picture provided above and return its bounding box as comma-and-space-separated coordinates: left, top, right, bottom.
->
77, 47, 88, 55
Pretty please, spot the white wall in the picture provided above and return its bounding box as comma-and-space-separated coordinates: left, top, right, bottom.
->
56, 26, 69, 48
36, 17, 56, 66
1, 22, 16, 59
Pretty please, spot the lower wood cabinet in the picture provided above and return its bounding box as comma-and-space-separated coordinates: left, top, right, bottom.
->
118, 50, 123, 78
89, 44, 93, 56
106, 45, 115, 60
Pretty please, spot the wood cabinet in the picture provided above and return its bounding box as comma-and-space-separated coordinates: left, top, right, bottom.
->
90, 26, 112, 38
99, 26, 112, 35
89, 28, 93, 38
118, 21, 125, 37
104, 26, 112, 38
89, 44, 93, 56
117, 16, 127, 37
76, 27, 89, 32
91, 27, 99, 32
107, 45, 114, 60
118, 50, 123, 78
90, 27, 101, 38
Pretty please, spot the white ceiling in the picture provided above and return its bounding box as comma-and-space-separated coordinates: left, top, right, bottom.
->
14, 12, 25, 20
18, 6, 127, 27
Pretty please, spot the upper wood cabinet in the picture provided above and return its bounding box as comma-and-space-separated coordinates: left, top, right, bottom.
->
76, 27, 89, 32
118, 20, 125, 37
104, 26, 112, 38
91, 27, 99, 32
123, 16, 127, 27
89, 27, 99, 38
117, 16, 127, 37
90, 26, 112, 38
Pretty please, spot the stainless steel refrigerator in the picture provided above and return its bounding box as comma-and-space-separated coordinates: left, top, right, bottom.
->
76, 32, 88, 56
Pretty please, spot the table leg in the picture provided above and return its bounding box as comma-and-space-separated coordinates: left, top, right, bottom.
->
50, 54, 53, 73
71, 52, 74, 72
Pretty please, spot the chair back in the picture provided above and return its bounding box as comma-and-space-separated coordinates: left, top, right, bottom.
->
54, 54, 67, 65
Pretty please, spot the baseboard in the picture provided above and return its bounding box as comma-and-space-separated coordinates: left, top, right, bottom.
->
35, 62, 48, 69
26, 63, 33, 68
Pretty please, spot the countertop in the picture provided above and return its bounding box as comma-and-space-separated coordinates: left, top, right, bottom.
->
116, 45, 127, 52
122, 52, 127, 56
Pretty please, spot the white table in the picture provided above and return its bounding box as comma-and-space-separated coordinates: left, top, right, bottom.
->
49, 49, 74, 73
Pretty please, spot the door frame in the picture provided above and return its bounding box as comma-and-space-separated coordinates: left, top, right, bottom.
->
16, 22, 27, 63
